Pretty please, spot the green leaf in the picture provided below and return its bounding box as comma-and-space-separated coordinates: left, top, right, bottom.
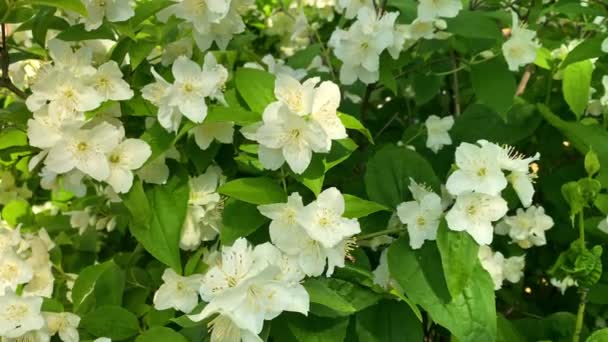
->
206, 105, 261, 126
304, 278, 381, 317
365, 145, 440, 207
0, 128, 27, 150
136, 327, 187, 342
538, 104, 608, 185
130, 40, 156, 70
339, 113, 373, 143
28, 0, 88, 16
436, 221, 479, 297
470, 58, 516, 117
140, 122, 175, 165
561, 36, 606, 68
413, 72, 441, 106
497, 314, 525, 342
1, 199, 31, 227
220, 198, 269, 245
131, 0, 173, 27
235, 68, 276, 113
123, 175, 188, 273
218, 177, 286, 205
388, 237, 497, 341
343, 194, 390, 219
445, 11, 501, 39
56, 24, 115, 41
81, 306, 140, 341
355, 300, 424, 342
271, 313, 349, 342
562, 60, 593, 119
72, 261, 124, 314
587, 328, 608, 341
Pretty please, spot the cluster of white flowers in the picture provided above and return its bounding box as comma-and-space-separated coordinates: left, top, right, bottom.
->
158, 0, 253, 52
142, 54, 228, 134
258, 187, 360, 276
424, 115, 454, 153
550, 276, 578, 295
242, 73, 347, 174
478, 245, 525, 290
495, 206, 554, 249
444, 140, 540, 245
26, 39, 151, 194
180, 166, 225, 251
329, 7, 403, 84
502, 12, 540, 71
154, 238, 309, 341
66, 205, 117, 235
0, 224, 80, 341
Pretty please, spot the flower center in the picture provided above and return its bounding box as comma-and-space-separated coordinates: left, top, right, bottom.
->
77, 142, 88, 151
0, 263, 18, 281
5, 303, 29, 322
466, 204, 477, 216
416, 216, 426, 227
477, 167, 487, 177
109, 154, 120, 164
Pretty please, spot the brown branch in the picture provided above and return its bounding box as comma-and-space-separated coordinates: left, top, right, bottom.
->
0, 24, 26, 99
516, 64, 535, 96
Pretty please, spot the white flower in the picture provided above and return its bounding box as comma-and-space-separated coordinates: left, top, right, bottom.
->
396, 191, 443, 249
43, 312, 81, 342
0, 250, 33, 295
551, 276, 577, 295
602, 37, 608, 53
372, 249, 400, 290
425, 115, 454, 153
106, 137, 152, 193
153, 268, 203, 313
245, 55, 307, 80
253, 102, 329, 174
298, 237, 353, 277
502, 12, 539, 71
336, 0, 374, 19
258, 193, 310, 255
403, 19, 436, 40
166, 56, 215, 124
46, 39, 96, 76
161, 38, 194, 66
600, 76, 608, 107
27, 106, 84, 151
503, 255, 525, 283
82, 0, 135, 31
478, 245, 505, 290
0, 292, 44, 338
311, 81, 347, 141
208, 313, 263, 342
44, 122, 122, 181
445, 192, 508, 245
417, 0, 462, 21
67, 208, 95, 235
495, 206, 554, 248
90, 61, 134, 102
297, 187, 360, 248
191, 238, 309, 334
191, 121, 234, 150
446, 142, 507, 196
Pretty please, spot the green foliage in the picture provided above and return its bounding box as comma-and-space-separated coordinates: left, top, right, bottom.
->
562, 60, 593, 119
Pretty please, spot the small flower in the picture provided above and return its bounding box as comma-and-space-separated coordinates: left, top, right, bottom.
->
445, 192, 508, 245
106, 137, 152, 193
82, 0, 135, 31
425, 115, 454, 153
43, 312, 81, 342
153, 268, 203, 313
258, 193, 310, 255
90, 61, 134, 102
191, 121, 235, 150
417, 0, 462, 21
446, 142, 508, 196
502, 12, 539, 71
0, 292, 44, 338
495, 206, 554, 248
396, 191, 443, 249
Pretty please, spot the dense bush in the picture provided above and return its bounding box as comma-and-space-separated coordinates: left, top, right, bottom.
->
0, 0, 608, 341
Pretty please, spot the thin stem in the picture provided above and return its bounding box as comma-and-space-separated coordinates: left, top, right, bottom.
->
0, 24, 26, 99
572, 289, 588, 342
312, 28, 337, 81
360, 84, 374, 122
374, 111, 402, 140
356, 227, 406, 241
450, 51, 461, 116
578, 210, 585, 246
280, 167, 287, 193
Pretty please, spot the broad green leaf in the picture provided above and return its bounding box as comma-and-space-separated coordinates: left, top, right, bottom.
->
218, 177, 286, 205
365, 145, 440, 207
271, 313, 349, 342
1, 199, 31, 227
562, 60, 593, 119
206, 105, 261, 126
436, 221, 479, 297
538, 104, 608, 185
339, 113, 373, 143
445, 11, 501, 39
220, 198, 269, 245
587, 328, 608, 342
304, 278, 382, 317
136, 327, 188, 342
497, 314, 525, 342
293, 155, 325, 196
343, 194, 390, 218
379, 54, 398, 95
288, 44, 322, 69
131, 0, 173, 27
235, 68, 276, 113
451, 103, 541, 144
355, 300, 424, 342
81, 306, 139, 341
28, 0, 88, 16
72, 260, 124, 314
140, 122, 174, 164
388, 237, 497, 341
562, 36, 606, 68
130, 40, 156, 70
123, 174, 188, 273
471, 58, 516, 117
413, 72, 441, 106
0, 128, 27, 150
56, 24, 115, 41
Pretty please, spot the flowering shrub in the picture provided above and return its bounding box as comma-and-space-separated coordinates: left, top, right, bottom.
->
1, 0, 608, 341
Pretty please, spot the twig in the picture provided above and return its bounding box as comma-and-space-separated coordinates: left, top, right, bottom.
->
450, 51, 461, 116
356, 227, 406, 241
516, 64, 535, 96
572, 289, 588, 342
0, 24, 26, 99
374, 111, 402, 140
360, 84, 374, 122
